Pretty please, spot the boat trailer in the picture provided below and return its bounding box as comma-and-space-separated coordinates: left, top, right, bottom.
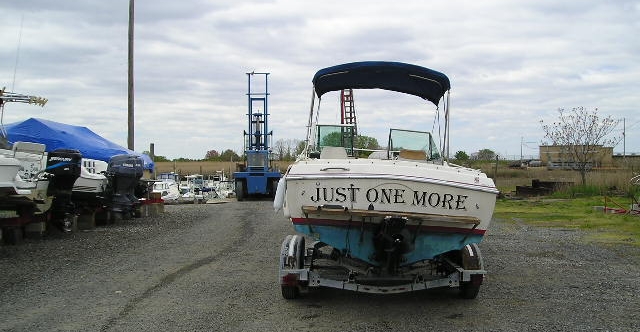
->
278, 234, 486, 299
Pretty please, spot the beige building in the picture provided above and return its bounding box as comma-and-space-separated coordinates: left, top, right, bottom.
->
539, 145, 613, 169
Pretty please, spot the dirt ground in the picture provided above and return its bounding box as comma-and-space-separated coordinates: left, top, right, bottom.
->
1, 201, 638, 331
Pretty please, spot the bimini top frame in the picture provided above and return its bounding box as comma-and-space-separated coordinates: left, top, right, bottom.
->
312, 61, 450, 106
305, 61, 452, 159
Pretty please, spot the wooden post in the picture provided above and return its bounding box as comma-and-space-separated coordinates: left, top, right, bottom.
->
127, 0, 135, 150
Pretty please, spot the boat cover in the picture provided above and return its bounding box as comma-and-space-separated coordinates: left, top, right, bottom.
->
312, 61, 450, 106
4, 118, 154, 171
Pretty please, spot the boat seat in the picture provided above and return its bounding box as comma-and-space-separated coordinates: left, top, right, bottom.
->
320, 146, 348, 159
398, 149, 427, 161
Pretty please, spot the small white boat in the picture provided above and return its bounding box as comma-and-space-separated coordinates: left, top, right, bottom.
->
276, 61, 499, 299
204, 171, 233, 199
178, 174, 207, 203
155, 172, 181, 202
152, 181, 180, 201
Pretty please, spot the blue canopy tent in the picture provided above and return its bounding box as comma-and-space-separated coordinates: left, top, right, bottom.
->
4, 118, 154, 171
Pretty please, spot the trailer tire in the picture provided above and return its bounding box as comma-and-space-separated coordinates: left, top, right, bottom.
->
101, 210, 113, 225
236, 181, 244, 201
2, 227, 24, 245
460, 278, 481, 299
459, 243, 483, 299
295, 236, 305, 269
280, 235, 305, 300
112, 211, 123, 224
281, 285, 299, 299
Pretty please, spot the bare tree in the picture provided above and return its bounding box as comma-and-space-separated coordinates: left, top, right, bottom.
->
540, 107, 620, 185
273, 139, 286, 161
285, 139, 301, 160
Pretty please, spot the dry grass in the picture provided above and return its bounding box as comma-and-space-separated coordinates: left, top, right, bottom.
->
479, 165, 639, 194
154, 161, 639, 194
153, 160, 294, 177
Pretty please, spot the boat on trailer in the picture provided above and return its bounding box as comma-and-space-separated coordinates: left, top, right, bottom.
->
275, 61, 499, 299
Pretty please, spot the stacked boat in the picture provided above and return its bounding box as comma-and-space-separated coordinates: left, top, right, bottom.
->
0, 89, 152, 244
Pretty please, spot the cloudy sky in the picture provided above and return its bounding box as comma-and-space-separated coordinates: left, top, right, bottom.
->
1, 0, 638, 160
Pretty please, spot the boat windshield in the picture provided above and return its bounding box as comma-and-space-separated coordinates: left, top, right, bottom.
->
315, 124, 355, 156
388, 129, 441, 161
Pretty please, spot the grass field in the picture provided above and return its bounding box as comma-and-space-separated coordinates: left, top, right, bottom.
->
494, 196, 640, 247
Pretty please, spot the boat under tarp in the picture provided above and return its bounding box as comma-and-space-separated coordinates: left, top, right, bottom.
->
4, 118, 153, 171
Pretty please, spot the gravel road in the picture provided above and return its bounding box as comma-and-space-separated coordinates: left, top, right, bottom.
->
1, 200, 639, 332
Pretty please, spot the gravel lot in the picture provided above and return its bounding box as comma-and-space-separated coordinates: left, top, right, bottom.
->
1, 200, 639, 332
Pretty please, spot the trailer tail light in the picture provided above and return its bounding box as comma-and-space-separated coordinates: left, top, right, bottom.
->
471, 274, 483, 286
281, 273, 299, 286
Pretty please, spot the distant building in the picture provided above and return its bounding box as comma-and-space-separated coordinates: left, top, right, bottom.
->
612, 154, 640, 168
539, 145, 613, 169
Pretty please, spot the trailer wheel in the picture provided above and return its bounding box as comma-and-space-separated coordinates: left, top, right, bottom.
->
281, 284, 299, 299
460, 243, 483, 299
2, 227, 24, 245
61, 214, 77, 233
235, 181, 244, 201
280, 235, 305, 299
295, 236, 305, 269
112, 211, 123, 223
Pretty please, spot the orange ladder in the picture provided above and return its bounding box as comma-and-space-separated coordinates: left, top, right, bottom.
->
340, 89, 357, 135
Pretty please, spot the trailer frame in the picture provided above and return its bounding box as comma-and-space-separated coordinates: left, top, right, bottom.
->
278, 235, 486, 299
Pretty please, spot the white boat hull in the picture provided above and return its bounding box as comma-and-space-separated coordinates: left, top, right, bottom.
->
0, 143, 52, 213
280, 158, 498, 265
0, 156, 22, 196
152, 181, 180, 201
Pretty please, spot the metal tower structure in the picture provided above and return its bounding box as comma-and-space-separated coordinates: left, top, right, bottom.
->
233, 72, 281, 200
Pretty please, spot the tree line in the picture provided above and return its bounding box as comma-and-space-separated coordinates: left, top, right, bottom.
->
151, 106, 621, 184
148, 137, 496, 163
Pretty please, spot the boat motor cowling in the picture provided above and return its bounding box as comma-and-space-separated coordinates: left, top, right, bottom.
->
105, 154, 144, 217
46, 149, 82, 232
46, 149, 82, 193
107, 154, 145, 179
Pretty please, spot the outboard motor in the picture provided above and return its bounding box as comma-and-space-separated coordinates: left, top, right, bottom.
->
372, 216, 415, 274
105, 154, 144, 220
46, 149, 82, 232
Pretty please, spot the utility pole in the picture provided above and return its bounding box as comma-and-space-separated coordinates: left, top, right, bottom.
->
520, 137, 523, 163
127, 0, 135, 150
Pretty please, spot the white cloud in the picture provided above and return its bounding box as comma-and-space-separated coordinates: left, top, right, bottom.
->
1, 0, 638, 161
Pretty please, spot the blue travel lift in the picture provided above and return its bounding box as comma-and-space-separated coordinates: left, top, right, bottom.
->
233, 72, 281, 201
